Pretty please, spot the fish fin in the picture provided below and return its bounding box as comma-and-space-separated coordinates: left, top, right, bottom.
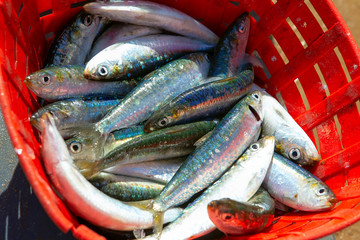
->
239, 53, 264, 70
152, 210, 164, 237
133, 228, 146, 239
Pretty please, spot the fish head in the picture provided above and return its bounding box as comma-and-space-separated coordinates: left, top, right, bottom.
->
84, 52, 118, 80
297, 178, 337, 211
208, 198, 239, 230
245, 90, 264, 123
274, 132, 321, 166
144, 108, 179, 132
76, 11, 110, 38
24, 67, 62, 99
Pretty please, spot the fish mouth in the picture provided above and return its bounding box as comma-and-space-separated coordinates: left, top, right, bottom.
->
24, 76, 32, 86
29, 115, 40, 129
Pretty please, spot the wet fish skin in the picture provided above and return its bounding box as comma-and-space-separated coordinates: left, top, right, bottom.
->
251, 84, 320, 166
88, 23, 162, 60
39, 113, 182, 231
24, 65, 139, 101
140, 137, 275, 240
208, 187, 275, 235
209, 12, 250, 78
81, 121, 217, 176
83, 0, 219, 45
46, 11, 110, 67
144, 70, 254, 132
149, 91, 264, 216
84, 34, 214, 80
30, 98, 121, 138
263, 153, 337, 211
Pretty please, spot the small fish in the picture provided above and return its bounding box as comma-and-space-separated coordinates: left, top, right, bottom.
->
144, 70, 254, 132
209, 12, 250, 78
84, 34, 214, 80
83, 0, 218, 44
88, 23, 162, 60
24, 65, 139, 101
79, 121, 216, 177
89, 173, 165, 202
208, 188, 275, 235
69, 53, 211, 161
251, 84, 321, 165
30, 98, 121, 138
146, 91, 264, 234
139, 137, 274, 240
39, 113, 182, 231
46, 11, 110, 67
263, 153, 337, 211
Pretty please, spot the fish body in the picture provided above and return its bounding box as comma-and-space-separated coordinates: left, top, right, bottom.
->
250, 84, 320, 165
150, 91, 264, 214
209, 12, 250, 78
88, 23, 162, 60
39, 113, 182, 231
141, 137, 274, 240
30, 98, 121, 138
84, 34, 214, 80
144, 70, 254, 132
208, 187, 275, 235
46, 11, 110, 66
83, 121, 217, 175
263, 153, 336, 211
24, 66, 139, 101
83, 0, 218, 44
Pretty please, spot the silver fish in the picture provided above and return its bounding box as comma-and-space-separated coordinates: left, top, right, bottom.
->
139, 137, 274, 240
84, 34, 214, 80
263, 153, 337, 211
39, 113, 182, 231
46, 11, 110, 66
83, 0, 218, 44
88, 23, 162, 60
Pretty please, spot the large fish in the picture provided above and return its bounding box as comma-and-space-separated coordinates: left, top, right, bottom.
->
208, 187, 275, 235
139, 137, 274, 240
84, 34, 214, 80
88, 23, 162, 60
83, 0, 218, 44
39, 113, 182, 231
146, 91, 264, 233
144, 70, 254, 132
46, 11, 110, 66
263, 153, 336, 211
24, 66, 139, 101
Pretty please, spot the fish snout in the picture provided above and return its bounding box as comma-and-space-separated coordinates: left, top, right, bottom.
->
24, 76, 32, 86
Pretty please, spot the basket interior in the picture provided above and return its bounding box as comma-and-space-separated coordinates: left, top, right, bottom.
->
1, 0, 360, 239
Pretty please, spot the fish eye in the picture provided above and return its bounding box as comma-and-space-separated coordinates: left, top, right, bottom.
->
289, 148, 301, 161
204, 54, 210, 61
69, 141, 82, 154
157, 117, 168, 127
316, 187, 328, 196
221, 213, 234, 221
41, 75, 51, 85
82, 15, 93, 26
239, 23, 246, 33
250, 143, 259, 151
98, 66, 109, 76
252, 92, 260, 101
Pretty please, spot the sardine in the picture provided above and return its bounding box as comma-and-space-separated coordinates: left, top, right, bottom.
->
208, 187, 275, 235
146, 91, 264, 233
144, 70, 254, 132
140, 137, 274, 240
263, 153, 336, 211
251, 84, 321, 165
24, 65, 139, 101
84, 34, 214, 80
83, 0, 218, 44
88, 23, 162, 60
46, 11, 110, 67
39, 113, 182, 231
30, 98, 121, 138
209, 12, 250, 78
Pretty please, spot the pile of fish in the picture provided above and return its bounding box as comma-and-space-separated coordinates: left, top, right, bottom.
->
25, 1, 337, 239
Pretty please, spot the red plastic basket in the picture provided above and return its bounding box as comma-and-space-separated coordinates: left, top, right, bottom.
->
1, 0, 360, 239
